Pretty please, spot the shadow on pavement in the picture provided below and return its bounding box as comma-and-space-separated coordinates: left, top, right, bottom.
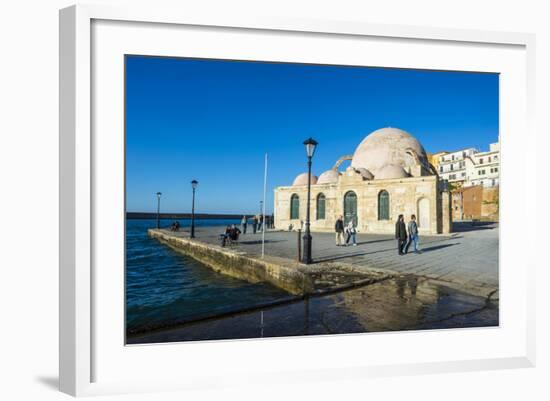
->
452, 221, 497, 232
239, 239, 286, 245
420, 243, 458, 252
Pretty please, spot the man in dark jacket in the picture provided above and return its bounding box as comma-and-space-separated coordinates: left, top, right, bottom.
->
252, 215, 258, 234
335, 215, 345, 246
395, 214, 407, 255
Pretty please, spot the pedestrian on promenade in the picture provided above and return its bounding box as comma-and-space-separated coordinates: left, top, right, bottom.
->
270, 214, 275, 228
345, 220, 357, 246
258, 214, 263, 231
395, 214, 407, 255
335, 215, 345, 246
241, 215, 248, 234
404, 214, 421, 254
252, 215, 258, 234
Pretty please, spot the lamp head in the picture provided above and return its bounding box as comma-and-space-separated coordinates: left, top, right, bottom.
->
303, 137, 318, 158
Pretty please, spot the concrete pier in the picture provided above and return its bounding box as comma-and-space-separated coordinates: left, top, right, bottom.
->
148, 228, 390, 295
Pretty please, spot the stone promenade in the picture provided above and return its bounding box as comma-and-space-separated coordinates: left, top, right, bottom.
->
161, 222, 499, 298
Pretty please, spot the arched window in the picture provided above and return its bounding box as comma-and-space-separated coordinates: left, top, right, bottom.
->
316, 193, 326, 220
290, 194, 300, 220
378, 190, 390, 220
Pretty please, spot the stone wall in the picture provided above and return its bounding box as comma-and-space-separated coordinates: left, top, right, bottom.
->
481, 187, 499, 220
275, 173, 446, 234
148, 229, 311, 295
452, 185, 499, 221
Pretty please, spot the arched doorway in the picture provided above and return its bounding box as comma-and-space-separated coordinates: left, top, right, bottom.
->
343, 191, 357, 226
417, 197, 430, 229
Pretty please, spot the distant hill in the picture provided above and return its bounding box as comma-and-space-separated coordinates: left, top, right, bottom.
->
126, 212, 247, 220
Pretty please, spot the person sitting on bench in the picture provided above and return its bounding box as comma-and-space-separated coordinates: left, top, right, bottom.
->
228, 224, 241, 243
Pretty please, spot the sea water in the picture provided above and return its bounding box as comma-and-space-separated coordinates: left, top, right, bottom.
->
125, 218, 289, 334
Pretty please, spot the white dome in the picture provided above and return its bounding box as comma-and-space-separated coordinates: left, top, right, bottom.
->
351, 127, 428, 173
293, 172, 318, 186
374, 164, 410, 180
354, 167, 374, 180
317, 169, 340, 184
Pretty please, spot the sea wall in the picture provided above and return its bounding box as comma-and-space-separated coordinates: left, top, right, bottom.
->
148, 229, 312, 295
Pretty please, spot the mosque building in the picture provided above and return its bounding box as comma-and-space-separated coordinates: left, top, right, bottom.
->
273, 127, 452, 235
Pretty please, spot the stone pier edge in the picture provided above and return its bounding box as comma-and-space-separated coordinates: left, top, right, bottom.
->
148, 229, 394, 296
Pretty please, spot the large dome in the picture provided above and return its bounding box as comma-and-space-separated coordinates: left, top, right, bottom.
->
293, 172, 318, 186
350, 127, 428, 174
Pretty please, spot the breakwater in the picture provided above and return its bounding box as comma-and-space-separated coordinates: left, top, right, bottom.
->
148, 228, 390, 296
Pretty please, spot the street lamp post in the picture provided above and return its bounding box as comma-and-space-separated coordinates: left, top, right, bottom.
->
302, 137, 318, 264
190, 180, 198, 238
156, 192, 162, 229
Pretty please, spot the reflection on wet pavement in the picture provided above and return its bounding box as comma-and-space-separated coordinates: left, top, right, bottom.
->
128, 275, 498, 344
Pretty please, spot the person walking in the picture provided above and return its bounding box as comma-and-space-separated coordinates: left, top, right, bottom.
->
258, 214, 263, 231
252, 215, 258, 234
404, 214, 421, 254
241, 215, 247, 234
335, 215, 345, 246
395, 214, 407, 255
345, 220, 357, 246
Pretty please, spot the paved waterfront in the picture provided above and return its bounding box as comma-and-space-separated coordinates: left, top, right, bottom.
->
160, 222, 499, 298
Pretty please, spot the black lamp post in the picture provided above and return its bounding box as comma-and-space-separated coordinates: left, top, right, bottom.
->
302, 137, 318, 264
190, 180, 198, 238
156, 192, 162, 229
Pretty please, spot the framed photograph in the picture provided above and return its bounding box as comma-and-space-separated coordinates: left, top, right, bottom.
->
60, 4, 536, 396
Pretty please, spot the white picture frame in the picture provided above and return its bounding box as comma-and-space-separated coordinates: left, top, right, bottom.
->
59, 4, 536, 397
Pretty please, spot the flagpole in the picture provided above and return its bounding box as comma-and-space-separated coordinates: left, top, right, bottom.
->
262, 153, 268, 258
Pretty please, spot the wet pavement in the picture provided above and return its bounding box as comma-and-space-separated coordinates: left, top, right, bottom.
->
128, 274, 499, 344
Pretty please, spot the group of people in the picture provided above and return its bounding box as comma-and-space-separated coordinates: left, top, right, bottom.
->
333, 214, 421, 254
220, 224, 241, 247
240, 214, 274, 234
334, 216, 358, 247
169, 221, 180, 231
395, 214, 421, 255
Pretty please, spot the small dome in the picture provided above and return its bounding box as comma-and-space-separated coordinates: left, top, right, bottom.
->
374, 164, 410, 180
293, 172, 318, 186
351, 127, 429, 174
317, 169, 340, 184
355, 167, 374, 180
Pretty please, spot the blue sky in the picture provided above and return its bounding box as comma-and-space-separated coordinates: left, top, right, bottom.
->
126, 55, 499, 214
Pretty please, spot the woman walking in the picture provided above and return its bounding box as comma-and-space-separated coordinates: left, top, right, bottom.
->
345, 220, 357, 246
404, 214, 421, 254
